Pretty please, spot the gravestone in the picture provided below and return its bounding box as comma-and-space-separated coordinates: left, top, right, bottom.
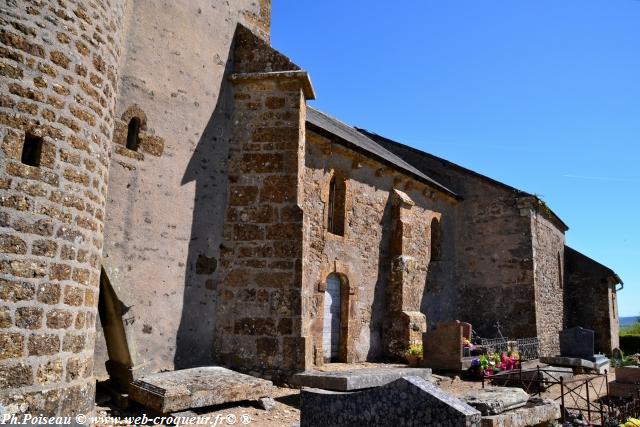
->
609, 366, 640, 398
300, 376, 481, 427
540, 327, 609, 373
616, 366, 640, 384
422, 320, 474, 371
560, 327, 594, 359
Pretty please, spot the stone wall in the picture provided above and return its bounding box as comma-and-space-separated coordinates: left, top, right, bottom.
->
0, 0, 126, 416
565, 247, 620, 355
529, 202, 565, 356
450, 177, 538, 342
372, 139, 538, 340
302, 130, 456, 364
97, 0, 271, 381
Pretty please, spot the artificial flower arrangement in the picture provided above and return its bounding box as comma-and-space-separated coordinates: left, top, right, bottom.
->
468, 351, 520, 378
463, 337, 478, 357
463, 337, 475, 352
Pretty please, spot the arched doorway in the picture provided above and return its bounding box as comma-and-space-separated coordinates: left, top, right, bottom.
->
323, 273, 342, 362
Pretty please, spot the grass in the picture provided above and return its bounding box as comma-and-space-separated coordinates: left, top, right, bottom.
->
621, 322, 640, 336
620, 318, 640, 355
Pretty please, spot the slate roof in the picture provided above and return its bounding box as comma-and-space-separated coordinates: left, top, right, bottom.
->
565, 246, 623, 286
358, 127, 570, 231
306, 107, 459, 199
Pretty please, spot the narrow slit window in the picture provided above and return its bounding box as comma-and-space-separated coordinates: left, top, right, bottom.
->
21, 133, 43, 167
126, 117, 141, 151
557, 252, 563, 289
431, 217, 442, 261
327, 175, 346, 236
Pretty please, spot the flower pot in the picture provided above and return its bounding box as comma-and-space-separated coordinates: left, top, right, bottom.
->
406, 355, 422, 367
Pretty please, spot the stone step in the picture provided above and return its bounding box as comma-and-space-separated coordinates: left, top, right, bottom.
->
128, 366, 273, 413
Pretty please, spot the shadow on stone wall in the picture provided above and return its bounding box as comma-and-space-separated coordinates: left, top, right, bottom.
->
367, 194, 393, 360
175, 41, 235, 369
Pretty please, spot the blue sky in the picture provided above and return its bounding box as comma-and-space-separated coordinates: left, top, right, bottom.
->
271, 1, 639, 317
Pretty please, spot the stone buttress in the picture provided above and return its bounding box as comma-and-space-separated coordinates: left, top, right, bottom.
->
384, 189, 434, 358
214, 26, 315, 379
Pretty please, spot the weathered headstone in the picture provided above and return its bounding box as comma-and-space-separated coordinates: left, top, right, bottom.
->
300, 376, 481, 427
422, 320, 474, 371
128, 366, 272, 413
291, 367, 431, 391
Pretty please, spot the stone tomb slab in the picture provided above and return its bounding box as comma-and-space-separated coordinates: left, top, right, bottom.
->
128, 367, 273, 413
290, 367, 431, 391
540, 356, 610, 374
490, 366, 573, 392
463, 387, 529, 415
480, 397, 561, 427
300, 376, 481, 427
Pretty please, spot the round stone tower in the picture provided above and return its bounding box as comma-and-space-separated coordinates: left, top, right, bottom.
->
0, 0, 126, 417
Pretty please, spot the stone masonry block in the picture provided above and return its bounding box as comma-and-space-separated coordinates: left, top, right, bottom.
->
15, 307, 43, 329
28, 334, 60, 356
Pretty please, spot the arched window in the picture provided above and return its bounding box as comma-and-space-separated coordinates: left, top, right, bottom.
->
126, 117, 141, 151
327, 175, 346, 236
431, 217, 442, 261
612, 292, 616, 319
